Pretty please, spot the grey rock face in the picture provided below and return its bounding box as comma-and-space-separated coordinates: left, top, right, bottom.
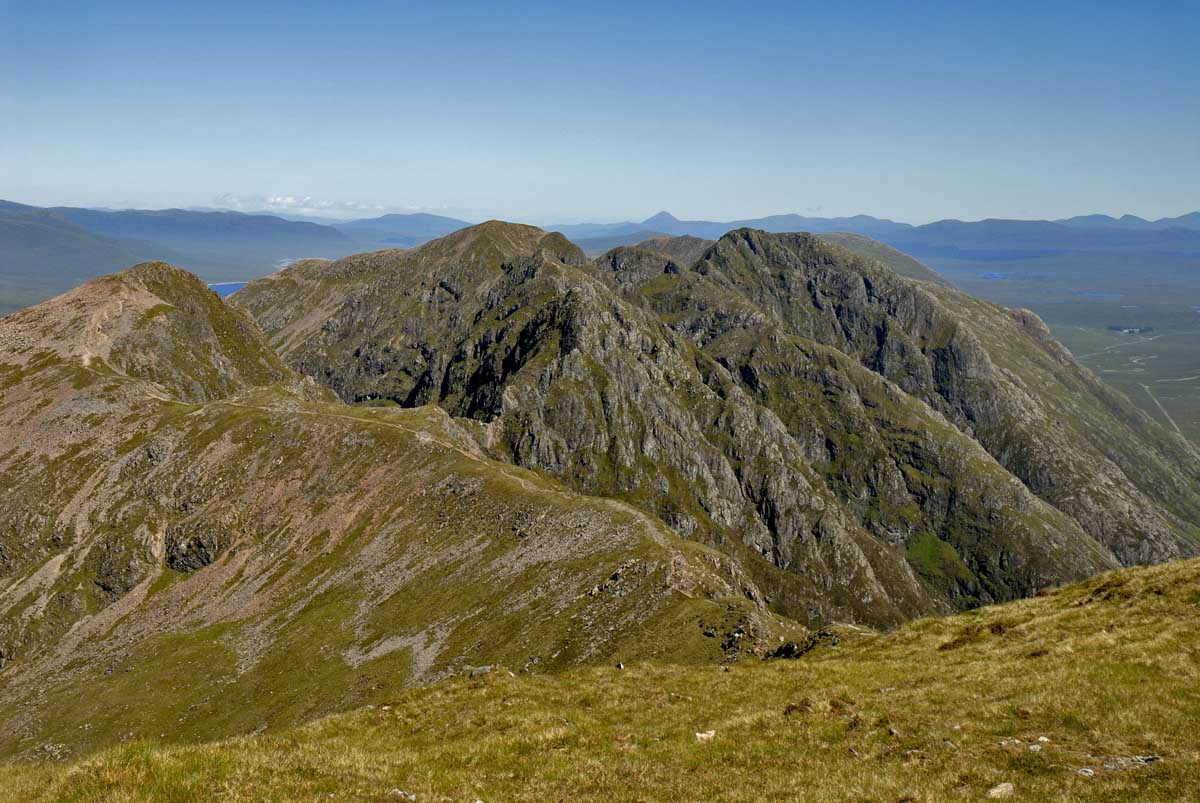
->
165, 521, 231, 572
666, 230, 1200, 568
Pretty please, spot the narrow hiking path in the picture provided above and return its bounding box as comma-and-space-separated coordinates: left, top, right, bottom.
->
1139, 381, 1188, 441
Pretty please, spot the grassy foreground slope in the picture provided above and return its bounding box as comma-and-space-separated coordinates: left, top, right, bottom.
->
5, 558, 1198, 802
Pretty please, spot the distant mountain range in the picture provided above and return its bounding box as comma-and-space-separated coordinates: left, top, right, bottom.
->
551, 210, 1200, 259
333, 212, 473, 245
1057, 212, 1200, 230
3, 198, 1199, 315
0, 201, 473, 311
0, 203, 189, 314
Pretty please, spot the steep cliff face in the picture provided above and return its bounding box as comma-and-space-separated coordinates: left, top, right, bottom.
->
0, 264, 785, 758
234, 223, 1196, 620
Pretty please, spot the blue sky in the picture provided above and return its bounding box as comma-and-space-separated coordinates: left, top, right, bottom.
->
1, 0, 1196, 223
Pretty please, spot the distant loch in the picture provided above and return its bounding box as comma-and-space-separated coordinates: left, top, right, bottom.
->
209, 281, 248, 298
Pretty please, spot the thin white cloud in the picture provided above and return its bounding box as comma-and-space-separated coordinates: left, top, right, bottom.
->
211, 194, 488, 222
212, 193, 397, 220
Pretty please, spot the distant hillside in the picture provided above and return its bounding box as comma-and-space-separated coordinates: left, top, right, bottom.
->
0, 208, 134, 282
572, 229, 668, 256
0, 201, 373, 312
50, 206, 353, 265
0, 207, 182, 314
816, 232, 949, 285
551, 211, 912, 242
334, 212, 472, 246
1057, 211, 1200, 231
887, 218, 1200, 257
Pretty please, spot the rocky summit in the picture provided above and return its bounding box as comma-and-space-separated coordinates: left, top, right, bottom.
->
1, 223, 1198, 763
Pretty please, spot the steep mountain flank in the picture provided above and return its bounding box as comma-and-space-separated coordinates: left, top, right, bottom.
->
233, 223, 1198, 618
0, 264, 786, 758
637, 231, 1200, 567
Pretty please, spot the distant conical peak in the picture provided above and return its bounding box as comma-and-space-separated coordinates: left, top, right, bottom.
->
642, 211, 680, 225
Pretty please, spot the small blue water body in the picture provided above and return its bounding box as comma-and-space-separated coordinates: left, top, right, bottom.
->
208, 282, 248, 298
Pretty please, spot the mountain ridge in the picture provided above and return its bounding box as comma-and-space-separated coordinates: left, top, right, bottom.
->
233, 222, 1200, 623
0, 260, 789, 757
2, 222, 1198, 763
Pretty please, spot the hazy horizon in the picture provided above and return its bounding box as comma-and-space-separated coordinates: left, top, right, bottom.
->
3, 1, 1196, 224
4, 194, 1199, 229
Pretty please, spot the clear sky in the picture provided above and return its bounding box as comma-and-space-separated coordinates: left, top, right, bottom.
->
1, 0, 1197, 223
